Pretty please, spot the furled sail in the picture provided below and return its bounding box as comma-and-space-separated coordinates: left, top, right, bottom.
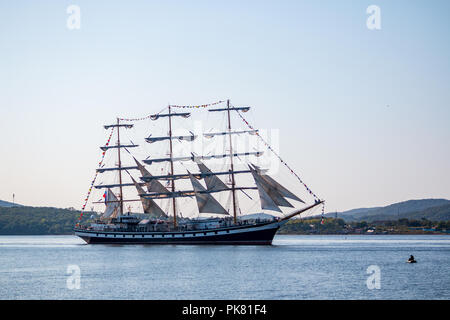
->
250, 164, 304, 203
130, 175, 167, 218
203, 130, 258, 139
143, 151, 263, 165
188, 172, 229, 215
193, 158, 229, 192
134, 158, 170, 194
149, 112, 191, 121
100, 144, 138, 151
145, 134, 196, 143
102, 188, 122, 219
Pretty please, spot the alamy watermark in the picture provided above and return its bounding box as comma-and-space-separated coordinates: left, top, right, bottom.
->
67, 5, 81, 30
65, 5, 381, 31
169, 120, 281, 175
366, 5, 381, 30
66, 264, 81, 290
366, 265, 381, 290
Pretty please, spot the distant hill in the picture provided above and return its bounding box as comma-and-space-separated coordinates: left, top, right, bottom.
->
0, 200, 22, 207
328, 199, 450, 222
369, 203, 450, 222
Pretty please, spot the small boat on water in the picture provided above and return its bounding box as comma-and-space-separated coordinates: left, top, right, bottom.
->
74, 100, 324, 245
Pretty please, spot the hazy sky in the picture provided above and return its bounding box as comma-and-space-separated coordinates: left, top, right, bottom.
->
1, 0, 449, 213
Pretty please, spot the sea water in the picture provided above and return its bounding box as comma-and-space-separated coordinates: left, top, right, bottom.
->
0, 235, 448, 299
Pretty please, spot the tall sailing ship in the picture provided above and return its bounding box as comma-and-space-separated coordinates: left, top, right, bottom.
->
74, 100, 323, 244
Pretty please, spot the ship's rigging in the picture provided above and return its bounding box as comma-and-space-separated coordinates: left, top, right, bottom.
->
77, 99, 324, 229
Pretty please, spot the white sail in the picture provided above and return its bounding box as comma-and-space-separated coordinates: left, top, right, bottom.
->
194, 158, 229, 192
188, 172, 229, 215
250, 168, 294, 208
130, 176, 167, 218
134, 158, 170, 194
102, 188, 121, 218
249, 168, 282, 212
251, 164, 304, 203
265, 186, 294, 208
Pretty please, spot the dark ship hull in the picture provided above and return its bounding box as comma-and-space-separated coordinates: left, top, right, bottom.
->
74, 220, 284, 245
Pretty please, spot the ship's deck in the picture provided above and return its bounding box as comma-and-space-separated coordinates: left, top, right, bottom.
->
74, 219, 284, 245
74, 219, 276, 235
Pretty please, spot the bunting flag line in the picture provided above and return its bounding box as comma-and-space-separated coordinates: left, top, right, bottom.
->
75, 127, 115, 227
119, 114, 154, 121
118, 100, 224, 121
118, 106, 168, 122
235, 109, 322, 202
321, 202, 325, 223
170, 100, 225, 109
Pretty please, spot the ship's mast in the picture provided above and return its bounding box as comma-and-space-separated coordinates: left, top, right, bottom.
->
117, 117, 124, 216
168, 106, 177, 228
140, 102, 263, 222
226, 100, 238, 224
141, 109, 192, 225
206, 101, 253, 223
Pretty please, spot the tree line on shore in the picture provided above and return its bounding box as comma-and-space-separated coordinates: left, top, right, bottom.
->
279, 217, 450, 234
0, 206, 91, 235
0, 206, 449, 235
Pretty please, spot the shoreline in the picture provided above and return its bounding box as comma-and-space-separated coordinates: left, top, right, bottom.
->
0, 232, 449, 236
279, 231, 450, 235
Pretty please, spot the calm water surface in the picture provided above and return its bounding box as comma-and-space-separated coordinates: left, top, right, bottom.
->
0, 235, 449, 299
